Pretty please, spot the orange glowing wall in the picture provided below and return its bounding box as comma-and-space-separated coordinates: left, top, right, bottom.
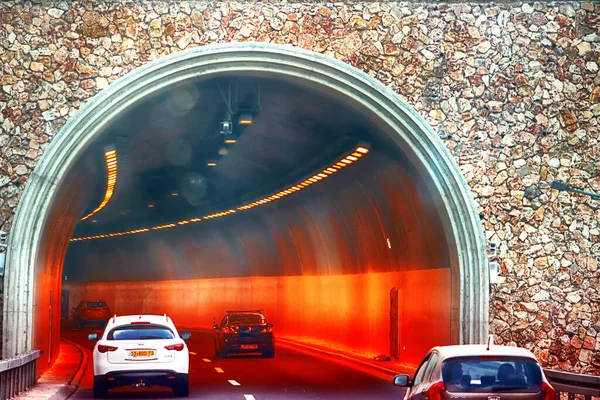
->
34, 157, 94, 374
65, 268, 450, 368
64, 153, 455, 369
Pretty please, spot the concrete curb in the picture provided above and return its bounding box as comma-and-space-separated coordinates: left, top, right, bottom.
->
276, 337, 409, 378
50, 339, 90, 400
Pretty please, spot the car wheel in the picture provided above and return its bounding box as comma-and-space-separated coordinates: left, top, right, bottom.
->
93, 377, 108, 398
263, 348, 275, 358
173, 376, 189, 397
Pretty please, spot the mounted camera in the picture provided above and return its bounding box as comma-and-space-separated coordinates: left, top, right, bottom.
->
219, 115, 233, 135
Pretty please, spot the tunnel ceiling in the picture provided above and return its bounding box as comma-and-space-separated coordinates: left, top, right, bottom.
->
74, 76, 375, 237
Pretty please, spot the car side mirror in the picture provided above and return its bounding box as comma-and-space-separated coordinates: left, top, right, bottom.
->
180, 331, 191, 340
212, 324, 219, 331
393, 374, 410, 387
268, 323, 273, 328
88, 333, 99, 341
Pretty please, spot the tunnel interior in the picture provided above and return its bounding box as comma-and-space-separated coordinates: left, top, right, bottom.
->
32, 72, 457, 371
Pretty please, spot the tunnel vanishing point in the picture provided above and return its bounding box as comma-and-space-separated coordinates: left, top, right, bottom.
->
1, 1, 599, 376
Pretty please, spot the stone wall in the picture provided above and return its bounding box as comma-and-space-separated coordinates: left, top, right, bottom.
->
1, 1, 599, 373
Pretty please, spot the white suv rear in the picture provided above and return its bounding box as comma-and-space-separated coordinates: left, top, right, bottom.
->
89, 314, 190, 398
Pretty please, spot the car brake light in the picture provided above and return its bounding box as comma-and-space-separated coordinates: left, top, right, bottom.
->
131, 321, 150, 324
541, 382, 555, 400
426, 381, 446, 400
222, 326, 236, 335
260, 327, 273, 333
165, 343, 185, 351
98, 344, 118, 353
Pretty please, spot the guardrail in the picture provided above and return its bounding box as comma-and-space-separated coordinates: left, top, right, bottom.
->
544, 368, 600, 400
0, 350, 40, 400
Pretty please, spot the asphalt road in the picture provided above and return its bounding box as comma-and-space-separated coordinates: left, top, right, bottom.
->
62, 328, 406, 400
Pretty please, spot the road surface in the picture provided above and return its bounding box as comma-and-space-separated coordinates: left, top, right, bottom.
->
62, 328, 405, 400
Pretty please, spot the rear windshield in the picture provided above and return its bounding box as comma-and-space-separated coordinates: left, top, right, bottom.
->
108, 324, 175, 340
442, 357, 543, 393
86, 301, 108, 308
228, 314, 265, 325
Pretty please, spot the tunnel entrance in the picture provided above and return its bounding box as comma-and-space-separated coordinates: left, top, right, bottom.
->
2, 43, 488, 372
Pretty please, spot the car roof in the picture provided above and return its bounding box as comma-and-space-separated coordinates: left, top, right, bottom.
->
432, 344, 538, 361
108, 314, 175, 327
226, 309, 264, 314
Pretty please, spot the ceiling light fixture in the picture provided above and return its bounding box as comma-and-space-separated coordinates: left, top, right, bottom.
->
238, 113, 253, 125
81, 148, 118, 221
69, 145, 370, 242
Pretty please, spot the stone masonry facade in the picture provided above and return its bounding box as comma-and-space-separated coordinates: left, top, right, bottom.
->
1, 1, 599, 373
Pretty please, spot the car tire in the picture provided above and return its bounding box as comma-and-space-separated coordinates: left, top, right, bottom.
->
173, 376, 189, 397
263, 348, 275, 358
93, 377, 108, 398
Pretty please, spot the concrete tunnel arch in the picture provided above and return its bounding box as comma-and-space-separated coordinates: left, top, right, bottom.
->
2, 42, 489, 361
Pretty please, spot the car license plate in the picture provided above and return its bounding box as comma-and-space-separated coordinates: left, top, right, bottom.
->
129, 350, 155, 357
241, 344, 258, 350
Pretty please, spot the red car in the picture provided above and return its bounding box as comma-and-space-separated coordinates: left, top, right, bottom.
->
72, 299, 112, 329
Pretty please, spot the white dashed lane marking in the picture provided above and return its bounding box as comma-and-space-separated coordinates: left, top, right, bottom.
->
244, 395, 256, 400
228, 380, 241, 386
215, 367, 225, 373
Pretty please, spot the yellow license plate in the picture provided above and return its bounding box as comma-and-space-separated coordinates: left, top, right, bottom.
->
129, 350, 155, 357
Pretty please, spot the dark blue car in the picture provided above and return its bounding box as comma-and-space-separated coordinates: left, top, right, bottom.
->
213, 310, 275, 358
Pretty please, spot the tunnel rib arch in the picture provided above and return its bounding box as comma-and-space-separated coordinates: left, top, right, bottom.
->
2, 42, 488, 358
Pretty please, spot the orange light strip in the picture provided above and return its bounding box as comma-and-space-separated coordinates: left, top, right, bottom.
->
69, 146, 369, 242
80, 150, 118, 221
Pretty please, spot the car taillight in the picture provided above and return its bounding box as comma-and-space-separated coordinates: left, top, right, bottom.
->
97, 344, 118, 353
222, 326, 236, 335
541, 382, 555, 400
426, 381, 446, 400
165, 343, 185, 351
260, 327, 273, 333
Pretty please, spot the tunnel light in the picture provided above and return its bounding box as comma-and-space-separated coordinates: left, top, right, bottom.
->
171, 192, 179, 197
80, 149, 118, 221
238, 113, 253, 125
387, 238, 392, 249
69, 145, 370, 243
225, 139, 236, 144
207, 162, 217, 167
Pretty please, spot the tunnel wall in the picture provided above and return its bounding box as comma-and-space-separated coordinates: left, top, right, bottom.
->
32, 157, 96, 371
64, 269, 451, 367
1, 0, 599, 374
63, 155, 453, 368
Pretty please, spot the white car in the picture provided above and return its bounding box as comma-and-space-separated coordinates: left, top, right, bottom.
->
88, 314, 191, 398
